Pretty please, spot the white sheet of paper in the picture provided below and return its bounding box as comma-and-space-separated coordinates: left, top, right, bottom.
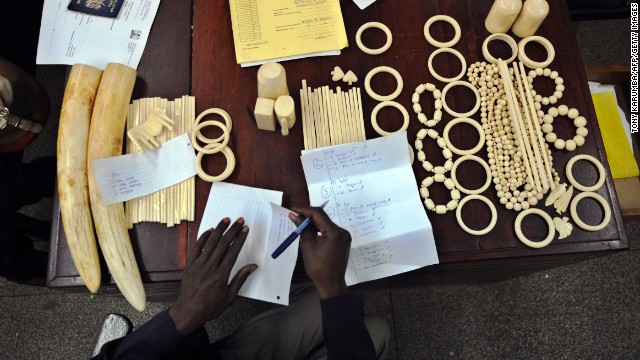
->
352, 0, 377, 10
36, 0, 160, 69
197, 183, 298, 305
92, 133, 196, 205
300, 132, 439, 286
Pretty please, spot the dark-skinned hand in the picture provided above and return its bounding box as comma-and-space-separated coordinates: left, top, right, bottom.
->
169, 217, 257, 335
290, 206, 351, 300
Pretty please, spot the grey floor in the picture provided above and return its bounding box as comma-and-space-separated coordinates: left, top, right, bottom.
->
1, 16, 636, 360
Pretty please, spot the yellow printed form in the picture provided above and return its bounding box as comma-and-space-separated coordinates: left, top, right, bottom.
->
592, 91, 639, 179
229, 0, 349, 65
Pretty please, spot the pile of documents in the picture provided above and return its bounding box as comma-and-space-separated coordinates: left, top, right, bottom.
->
228, 0, 349, 67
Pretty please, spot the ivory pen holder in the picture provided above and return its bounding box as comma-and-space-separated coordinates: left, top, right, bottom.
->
274, 95, 296, 136
257, 62, 289, 100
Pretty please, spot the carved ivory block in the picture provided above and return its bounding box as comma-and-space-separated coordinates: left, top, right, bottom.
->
274, 95, 296, 136
254, 97, 276, 131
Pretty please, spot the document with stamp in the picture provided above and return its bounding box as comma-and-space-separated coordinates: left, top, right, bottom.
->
229, 0, 349, 66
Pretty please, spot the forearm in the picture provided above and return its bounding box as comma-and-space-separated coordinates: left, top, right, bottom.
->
320, 293, 376, 360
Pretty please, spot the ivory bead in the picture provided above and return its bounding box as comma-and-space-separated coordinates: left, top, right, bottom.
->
554, 139, 566, 149
425, 199, 436, 210
521, 201, 530, 209
435, 99, 443, 109
413, 103, 422, 113
513, 203, 522, 211
548, 107, 559, 117
546, 131, 557, 143
444, 178, 455, 190
543, 68, 551, 76
434, 110, 442, 121
437, 137, 447, 149
427, 120, 437, 127
444, 159, 453, 171
451, 189, 461, 200
416, 84, 426, 94
428, 129, 439, 139
576, 127, 589, 137
535, 67, 544, 76
434, 166, 446, 174
420, 187, 429, 198
417, 151, 426, 161
573, 135, 585, 146
542, 123, 553, 133
574, 116, 587, 127
435, 205, 447, 214
541, 97, 549, 106
418, 113, 428, 124
422, 176, 434, 187
417, 129, 428, 139
549, 96, 557, 104
506, 202, 514, 210
446, 200, 458, 210
426, 83, 436, 91
415, 139, 424, 150
528, 197, 538, 206
543, 115, 553, 123
565, 139, 577, 151
558, 105, 569, 116
550, 71, 559, 79
553, 91, 563, 99
500, 197, 508, 204
434, 174, 446, 183
443, 148, 453, 159
555, 77, 564, 85
567, 108, 579, 119
423, 161, 434, 172
556, 84, 565, 91
412, 93, 420, 103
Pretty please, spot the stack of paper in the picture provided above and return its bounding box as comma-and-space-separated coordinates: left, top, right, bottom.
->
228, 0, 349, 67
300, 132, 439, 285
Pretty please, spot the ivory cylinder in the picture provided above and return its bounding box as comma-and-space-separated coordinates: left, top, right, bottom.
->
512, 0, 549, 38
485, 0, 522, 34
257, 62, 289, 100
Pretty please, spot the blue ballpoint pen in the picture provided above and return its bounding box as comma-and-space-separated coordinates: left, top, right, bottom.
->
271, 200, 330, 259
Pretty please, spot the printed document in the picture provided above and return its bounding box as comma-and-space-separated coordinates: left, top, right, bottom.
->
229, 0, 349, 66
300, 132, 439, 285
198, 183, 298, 305
37, 0, 160, 69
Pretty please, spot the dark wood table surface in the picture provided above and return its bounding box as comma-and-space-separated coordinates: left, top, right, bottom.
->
48, 0, 628, 289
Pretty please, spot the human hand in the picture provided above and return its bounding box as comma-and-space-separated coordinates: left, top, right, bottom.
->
290, 206, 350, 300
169, 217, 257, 335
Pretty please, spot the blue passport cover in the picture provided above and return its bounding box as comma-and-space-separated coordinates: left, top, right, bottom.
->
67, 0, 125, 18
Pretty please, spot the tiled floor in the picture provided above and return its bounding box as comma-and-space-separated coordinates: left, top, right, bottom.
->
2, 14, 635, 360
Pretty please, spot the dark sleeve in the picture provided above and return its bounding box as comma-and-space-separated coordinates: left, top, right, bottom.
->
92, 310, 210, 360
320, 293, 377, 360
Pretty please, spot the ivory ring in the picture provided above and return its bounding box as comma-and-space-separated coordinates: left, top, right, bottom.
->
456, 194, 498, 235
423, 15, 461, 48
371, 101, 410, 136
191, 120, 230, 154
515, 208, 556, 248
356, 22, 393, 55
451, 155, 492, 195
365, 66, 404, 102
443, 117, 485, 155
428, 48, 467, 83
195, 146, 236, 183
570, 191, 611, 232
565, 154, 605, 192
441, 81, 481, 118
194, 108, 233, 143
518, 35, 555, 69
482, 33, 518, 64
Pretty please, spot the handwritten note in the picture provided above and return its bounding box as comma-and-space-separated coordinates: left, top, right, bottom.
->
301, 132, 439, 285
92, 134, 196, 205
197, 183, 298, 305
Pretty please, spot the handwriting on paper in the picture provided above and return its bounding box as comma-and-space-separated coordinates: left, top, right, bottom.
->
92, 133, 196, 205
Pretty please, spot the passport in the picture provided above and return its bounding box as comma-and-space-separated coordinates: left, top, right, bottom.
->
67, 0, 125, 18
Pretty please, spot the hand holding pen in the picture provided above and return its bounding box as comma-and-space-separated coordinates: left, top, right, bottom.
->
289, 205, 351, 300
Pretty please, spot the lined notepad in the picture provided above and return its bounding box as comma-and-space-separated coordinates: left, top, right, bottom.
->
228, 0, 349, 66
592, 91, 639, 179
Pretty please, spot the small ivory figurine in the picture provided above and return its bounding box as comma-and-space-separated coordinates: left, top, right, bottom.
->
485, 0, 522, 34
342, 70, 358, 85
257, 62, 289, 100
331, 66, 345, 81
274, 95, 296, 136
512, 0, 549, 38
127, 108, 174, 150
254, 97, 276, 131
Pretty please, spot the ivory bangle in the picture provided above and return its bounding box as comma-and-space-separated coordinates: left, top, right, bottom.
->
195, 146, 236, 183
191, 120, 230, 154
443, 117, 485, 155
371, 101, 409, 136
514, 208, 556, 248
570, 191, 611, 232
423, 15, 461, 48
518, 36, 555, 69
364, 66, 403, 102
194, 108, 233, 143
456, 194, 498, 235
565, 154, 605, 192
441, 81, 481, 118
428, 48, 467, 83
356, 22, 393, 55
451, 155, 492, 195
482, 33, 518, 64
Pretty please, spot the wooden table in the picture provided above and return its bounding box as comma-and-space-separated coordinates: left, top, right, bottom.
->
48, 0, 629, 291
